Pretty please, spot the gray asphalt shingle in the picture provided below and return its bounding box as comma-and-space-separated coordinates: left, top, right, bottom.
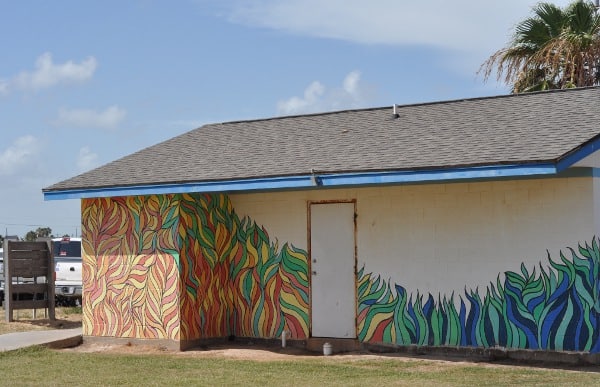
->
44, 87, 600, 192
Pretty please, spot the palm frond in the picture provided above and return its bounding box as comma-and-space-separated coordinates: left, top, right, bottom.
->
480, 0, 600, 92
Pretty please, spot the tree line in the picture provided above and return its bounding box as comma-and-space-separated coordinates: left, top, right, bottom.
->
0, 227, 71, 246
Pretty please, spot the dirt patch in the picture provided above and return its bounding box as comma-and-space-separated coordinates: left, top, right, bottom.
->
62, 340, 487, 366
59, 341, 600, 373
19, 317, 82, 330
0, 307, 82, 334
64, 341, 320, 360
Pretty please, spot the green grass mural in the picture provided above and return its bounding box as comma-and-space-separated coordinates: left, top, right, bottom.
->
357, 237, 600, 352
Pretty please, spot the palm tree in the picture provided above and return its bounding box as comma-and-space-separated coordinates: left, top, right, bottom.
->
481, 1, 600, 93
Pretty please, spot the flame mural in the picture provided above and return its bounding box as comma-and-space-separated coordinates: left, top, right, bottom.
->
81, 193, 309, 342
358, 237, 600, 352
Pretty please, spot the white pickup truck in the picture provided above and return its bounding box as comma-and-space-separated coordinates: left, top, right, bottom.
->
53, 237, 82, 306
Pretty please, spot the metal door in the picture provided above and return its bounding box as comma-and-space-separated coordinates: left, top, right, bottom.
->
310, 202, 356, 338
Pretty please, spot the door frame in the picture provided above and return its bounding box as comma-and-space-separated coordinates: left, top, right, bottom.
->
307, 199, 357, 338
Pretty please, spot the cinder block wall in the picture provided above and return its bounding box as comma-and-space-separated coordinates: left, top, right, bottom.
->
81, 195, 182, 341
231, 176, 599, 352
79, 176, 599, 352
81, 193, 310, 347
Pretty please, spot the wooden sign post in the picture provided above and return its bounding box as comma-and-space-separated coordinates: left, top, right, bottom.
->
4, 240, 55, 322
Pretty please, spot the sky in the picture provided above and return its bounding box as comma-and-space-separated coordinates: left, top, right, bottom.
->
0, 0, 575, 239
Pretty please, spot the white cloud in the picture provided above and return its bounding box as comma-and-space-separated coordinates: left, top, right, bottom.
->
277, 70, 371, 115
55, 105, 127, 130
227, 0, 574, 55
277, 80, 324, 115
0, 135, 42, 176
0, 79, 8, 95
76, 146, 99, 172
4, 52, 97, 93
343, 70, 360, 96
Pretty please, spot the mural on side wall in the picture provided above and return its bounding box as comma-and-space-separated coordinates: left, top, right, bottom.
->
358, 237, 600, 352
82, 193, 310, 342
82, 196, 182, 340
177, 193, 310, 340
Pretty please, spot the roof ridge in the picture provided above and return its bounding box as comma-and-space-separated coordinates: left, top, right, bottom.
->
392, 85, 600, 109
208, 86, 600, 127
209, 106, 386, 126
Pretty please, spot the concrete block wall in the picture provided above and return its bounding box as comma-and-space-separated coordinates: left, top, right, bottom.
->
231, 176, 594, 298
79, 174, 599, 352
231, 175, 600, 351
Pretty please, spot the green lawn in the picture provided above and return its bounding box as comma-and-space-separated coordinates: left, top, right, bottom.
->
0, 346, 599, 386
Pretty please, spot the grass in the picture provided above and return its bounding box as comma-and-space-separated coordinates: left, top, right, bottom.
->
60, 306, 83, 316
0, 346, 599, 386
0, 307, 599, 385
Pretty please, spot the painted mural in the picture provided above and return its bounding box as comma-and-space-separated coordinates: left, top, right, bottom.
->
81, 193, 310, 342
82, 195, 182, 340
82, 191, 599, 352
358, 237, 600, 352
176, 193, 310, 340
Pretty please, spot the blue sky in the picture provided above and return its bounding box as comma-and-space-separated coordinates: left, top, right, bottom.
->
0, 0, 574, 238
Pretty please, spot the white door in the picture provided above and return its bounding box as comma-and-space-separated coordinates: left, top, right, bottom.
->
310, 202, 356, 338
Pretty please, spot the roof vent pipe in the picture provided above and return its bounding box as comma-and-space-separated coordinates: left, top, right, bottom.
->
392, 104, 399, 119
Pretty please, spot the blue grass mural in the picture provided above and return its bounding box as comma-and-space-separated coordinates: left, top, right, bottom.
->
357, 237, 600, 352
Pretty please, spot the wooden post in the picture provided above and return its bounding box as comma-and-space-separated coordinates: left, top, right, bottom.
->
47, 240, 55, 321
4, 239, 10, 322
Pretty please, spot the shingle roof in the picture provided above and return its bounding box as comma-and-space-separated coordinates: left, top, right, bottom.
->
44, 86, 600, 193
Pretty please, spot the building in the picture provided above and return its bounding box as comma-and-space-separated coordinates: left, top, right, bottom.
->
44, 86, 600, 354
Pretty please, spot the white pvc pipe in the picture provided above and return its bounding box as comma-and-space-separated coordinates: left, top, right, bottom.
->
281, 330, 287, 348
323, 342, 333, 356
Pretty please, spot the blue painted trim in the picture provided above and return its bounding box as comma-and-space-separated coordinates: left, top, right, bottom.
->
318, 164, 557, 186
556, 136, 600, 172
43, 163, 559, 201
43, 175, 314, 200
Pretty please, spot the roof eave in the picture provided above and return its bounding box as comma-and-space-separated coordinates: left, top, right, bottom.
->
556, 133, 600, 172
43, 162, 559, 201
